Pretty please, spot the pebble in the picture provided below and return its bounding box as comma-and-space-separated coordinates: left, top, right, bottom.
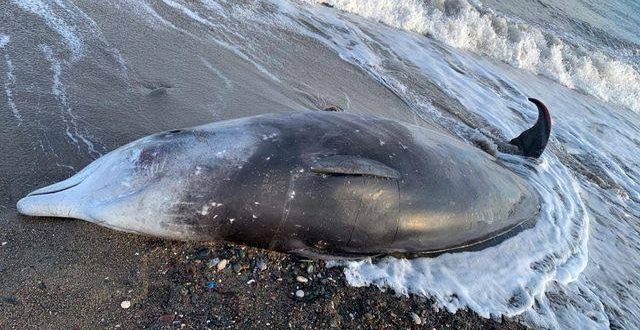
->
158, 314, 175, 326
1, 242, 7, 246
196, 248, 209, 259
295, 290, 305, 298
307, 265, 314, 274
217, 259, 228, 271
296, 276, 309, 283
207, 258, 220, 268
120, 300, 131, 309
410, 312, 422, 325
256, 259, 267, 272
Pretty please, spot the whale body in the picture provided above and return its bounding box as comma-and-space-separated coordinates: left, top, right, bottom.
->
17, 108, 547, 258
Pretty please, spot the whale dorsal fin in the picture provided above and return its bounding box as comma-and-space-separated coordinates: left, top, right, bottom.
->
309, 155, 400, 179
508, 98, 552, 158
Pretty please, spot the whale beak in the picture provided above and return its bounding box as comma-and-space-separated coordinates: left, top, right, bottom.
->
17, 154, 112, 218
16, 177, 84, 218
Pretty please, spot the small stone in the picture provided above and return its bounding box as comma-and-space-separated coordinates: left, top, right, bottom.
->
364, 312, 374, 320
217, 259, 228, 271
1, 296, 17, 305
232, 263, 242, 273
207, 258, 220, 268
1, 242, 7, 246
323, 105, 342, 111
410, 312, 421, 325
158, 314, 175, 326
247, 279, 256, 285
196, 248, 209, 259
295, 290, 304, 298
120, 300, 131, 309
307, 265, 314, 274
296, 276, 309, 283
256, 259, 267, 272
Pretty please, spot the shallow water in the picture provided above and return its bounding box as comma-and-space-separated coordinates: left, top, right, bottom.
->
2, 0, 639, 328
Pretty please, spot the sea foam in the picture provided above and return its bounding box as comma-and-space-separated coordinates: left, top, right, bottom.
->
308, 0, 640, 113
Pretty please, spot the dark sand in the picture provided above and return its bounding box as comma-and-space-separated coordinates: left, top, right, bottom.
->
2, 232, 527, 329
1, 1, 525, 328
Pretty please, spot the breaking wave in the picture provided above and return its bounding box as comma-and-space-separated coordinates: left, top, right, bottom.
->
310, 0, 640, 113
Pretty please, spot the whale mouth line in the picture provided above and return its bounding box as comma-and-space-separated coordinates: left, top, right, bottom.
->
26, 180, 83, 197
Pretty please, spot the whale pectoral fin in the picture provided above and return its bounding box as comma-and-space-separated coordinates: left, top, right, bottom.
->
508, 98, 552, 158
309, 155, 400, 179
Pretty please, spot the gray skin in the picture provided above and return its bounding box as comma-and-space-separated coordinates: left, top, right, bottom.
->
17, 111, 540, 258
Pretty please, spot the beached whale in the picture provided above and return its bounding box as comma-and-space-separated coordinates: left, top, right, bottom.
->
17, 99, 551, 258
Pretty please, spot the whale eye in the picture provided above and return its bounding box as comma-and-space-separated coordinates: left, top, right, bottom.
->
169, 129, 182, 133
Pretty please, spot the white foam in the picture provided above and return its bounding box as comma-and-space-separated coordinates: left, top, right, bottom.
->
161, 0, 213, 27
307, 0, 640, 113
0, 34, 9, 48
209, 37, 282, 83
199, 0, 227, 18
119, 0, 180, 30
0, 35, 22, 122
12, 0, 85, 61
2, 54, 22, 122
41, 45, 100, 157
199, 56, 233, 88
158, 0, 281, 82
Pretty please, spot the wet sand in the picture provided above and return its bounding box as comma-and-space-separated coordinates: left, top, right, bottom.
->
1, 1, 524, 328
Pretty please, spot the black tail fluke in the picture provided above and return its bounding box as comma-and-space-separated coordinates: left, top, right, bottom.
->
508, 98, 552, 158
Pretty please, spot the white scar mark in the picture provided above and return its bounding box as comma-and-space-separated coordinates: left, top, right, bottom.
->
262, 133, 278, 140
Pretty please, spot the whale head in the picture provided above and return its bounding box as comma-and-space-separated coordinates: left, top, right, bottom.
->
17, 122, 262, 240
